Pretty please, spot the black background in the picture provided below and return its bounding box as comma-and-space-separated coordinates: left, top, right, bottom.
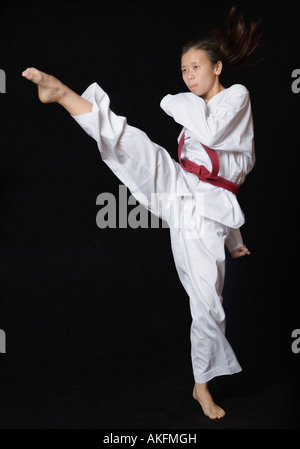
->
0, 0, 299, 430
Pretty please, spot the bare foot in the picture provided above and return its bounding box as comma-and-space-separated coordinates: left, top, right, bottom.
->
22, 67, 66, 104
193, 383, 225, 419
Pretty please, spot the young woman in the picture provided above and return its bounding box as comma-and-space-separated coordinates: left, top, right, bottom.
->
22, 7, 260, 420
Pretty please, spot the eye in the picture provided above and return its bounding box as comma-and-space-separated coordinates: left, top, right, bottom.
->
182, 69, 187, 74
194, 65, 200, 70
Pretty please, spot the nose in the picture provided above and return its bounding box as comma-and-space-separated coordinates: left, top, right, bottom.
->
187, 70, 195, 80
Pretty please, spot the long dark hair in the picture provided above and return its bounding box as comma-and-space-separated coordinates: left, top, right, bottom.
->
181, 6, 261, 66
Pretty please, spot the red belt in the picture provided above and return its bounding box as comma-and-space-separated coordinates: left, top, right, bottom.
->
178, 132, 239, 195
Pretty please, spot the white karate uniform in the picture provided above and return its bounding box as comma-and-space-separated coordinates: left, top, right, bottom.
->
72, 82, 255, 383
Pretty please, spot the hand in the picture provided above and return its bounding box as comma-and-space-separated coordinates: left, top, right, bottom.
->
231, 245, 250, 259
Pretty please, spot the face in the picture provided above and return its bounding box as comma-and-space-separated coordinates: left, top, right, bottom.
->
181, 48, 223, 101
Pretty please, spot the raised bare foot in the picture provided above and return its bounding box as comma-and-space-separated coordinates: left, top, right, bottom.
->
193, 383, 225, 419
22, 67, 66, 104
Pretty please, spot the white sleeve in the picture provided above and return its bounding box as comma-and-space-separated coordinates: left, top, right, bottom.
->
225, 228, 244, 254
160, 85, 251, 152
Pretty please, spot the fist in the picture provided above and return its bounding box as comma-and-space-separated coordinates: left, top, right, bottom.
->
231, 245, 250, 259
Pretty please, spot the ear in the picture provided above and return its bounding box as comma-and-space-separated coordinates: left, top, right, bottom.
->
215, 61, 223, 76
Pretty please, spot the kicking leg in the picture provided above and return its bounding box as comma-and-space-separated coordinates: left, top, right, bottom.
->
22, 67, 181, 223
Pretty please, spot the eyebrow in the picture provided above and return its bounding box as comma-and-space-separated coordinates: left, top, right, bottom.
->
181, 61, 200, 68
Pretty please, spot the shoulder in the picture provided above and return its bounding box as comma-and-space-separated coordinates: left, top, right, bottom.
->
228, 83, 249, 93
227, 84, 250, 98
224, 84, 250, 111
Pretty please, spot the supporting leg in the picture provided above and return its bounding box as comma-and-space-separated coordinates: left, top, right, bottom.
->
170, 214, 241, 419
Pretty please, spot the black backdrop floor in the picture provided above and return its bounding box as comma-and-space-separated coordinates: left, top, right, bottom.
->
0, 279, 298, 429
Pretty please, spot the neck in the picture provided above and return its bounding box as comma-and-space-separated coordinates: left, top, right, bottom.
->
202, 79, 225, 103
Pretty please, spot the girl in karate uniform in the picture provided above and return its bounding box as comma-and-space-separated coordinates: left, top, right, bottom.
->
22, 6, 260, 420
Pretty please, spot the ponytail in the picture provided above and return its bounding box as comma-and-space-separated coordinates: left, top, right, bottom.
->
181, 6, 261, 66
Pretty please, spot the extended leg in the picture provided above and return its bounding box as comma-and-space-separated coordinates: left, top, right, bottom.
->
22, 68, 181, 222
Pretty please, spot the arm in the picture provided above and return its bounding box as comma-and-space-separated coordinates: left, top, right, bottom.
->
160, 85, 252, 152
225, 228, 250, 259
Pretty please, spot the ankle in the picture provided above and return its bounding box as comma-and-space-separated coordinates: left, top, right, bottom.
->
57, 83, 69, 105
195, 382, 209, 393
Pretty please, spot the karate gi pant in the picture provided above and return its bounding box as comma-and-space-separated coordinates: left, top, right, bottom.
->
73, 83, 242, 383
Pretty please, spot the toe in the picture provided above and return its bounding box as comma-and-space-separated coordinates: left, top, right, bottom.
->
22, 67, 41, 83
217, 408, 225, 419
22, 68, 30, 78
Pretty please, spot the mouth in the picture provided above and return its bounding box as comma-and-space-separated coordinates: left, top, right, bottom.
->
190, 84, 198, 90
